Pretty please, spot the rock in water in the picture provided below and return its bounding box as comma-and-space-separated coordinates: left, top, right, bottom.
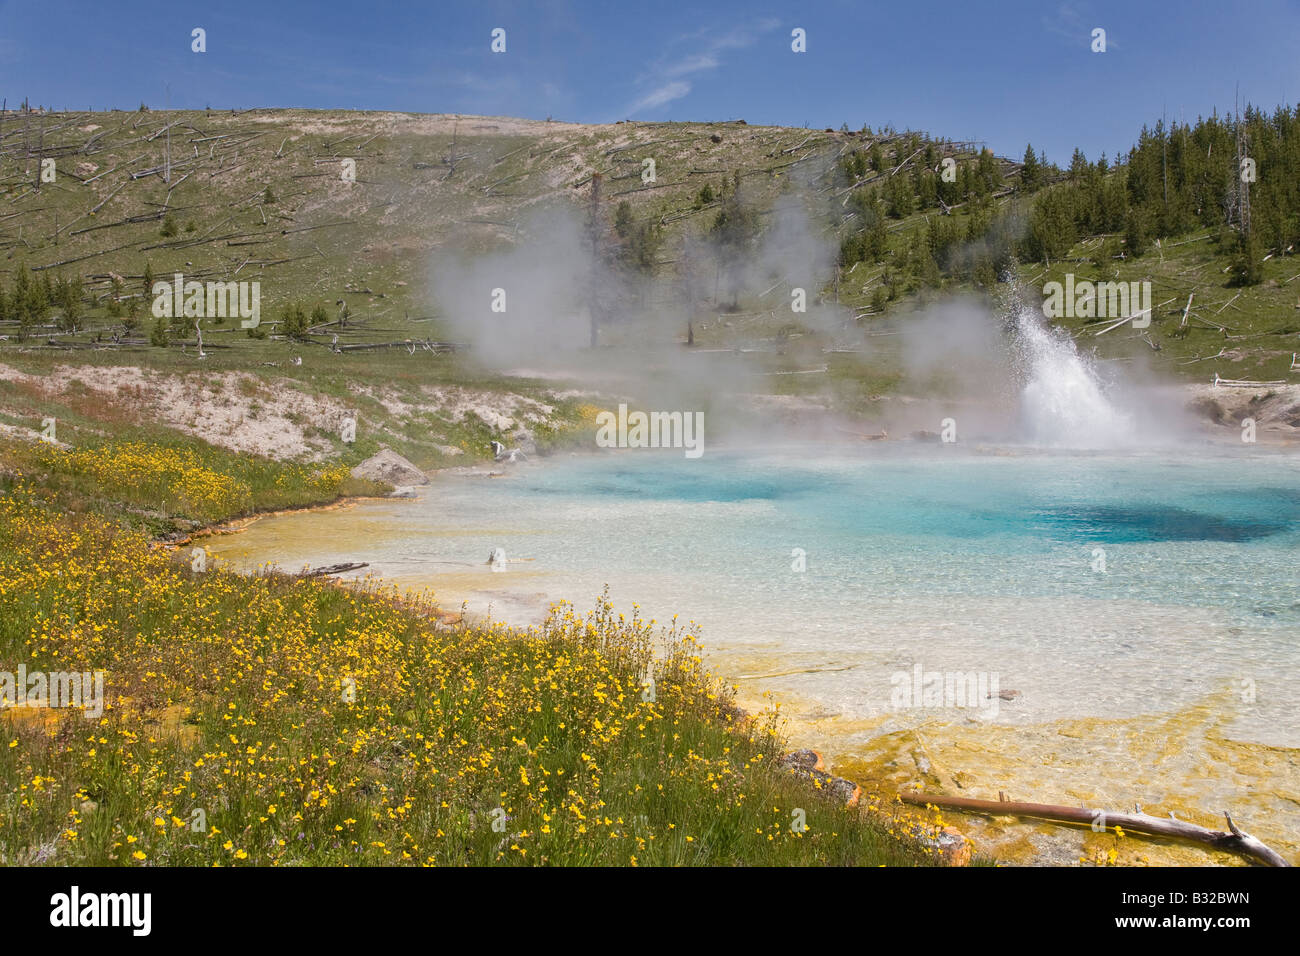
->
904, 823, 972, 866
350, 448, 428, 487
511, 429, 538, 457
778, 749, 860, 807
779, 750, 823, 773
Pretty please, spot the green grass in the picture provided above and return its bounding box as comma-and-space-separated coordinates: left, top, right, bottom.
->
0, 434, 387, 533
1026, 234, 1300, 380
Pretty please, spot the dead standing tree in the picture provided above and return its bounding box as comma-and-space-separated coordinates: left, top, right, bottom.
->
585, 171, 605, 348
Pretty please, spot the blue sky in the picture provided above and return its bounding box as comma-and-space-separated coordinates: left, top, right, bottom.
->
3, 0, 1298, 164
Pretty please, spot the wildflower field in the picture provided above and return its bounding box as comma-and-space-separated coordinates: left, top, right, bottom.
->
0, 438, 383, 528
0, 444, 937, 866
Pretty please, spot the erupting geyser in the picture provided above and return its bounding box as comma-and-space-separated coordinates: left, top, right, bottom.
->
1012, 304, 1137, 448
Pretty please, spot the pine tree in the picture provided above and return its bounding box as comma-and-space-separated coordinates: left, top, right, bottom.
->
624, 219, 662, 273
613, 200, 634, 239
279, 302, 309, 339
55, 275, 83, 332
13, 269, 45, 339
123, 296, 141, 332
1230, 231, 1264, 286
885, 175, 913, 218
1124, 208, 1149, 258
1020, 144, 1041, 192
1025, 187, 1077, 263
710, 188, 761, 307
107, 276, 124, 319
1069, 148, 1088, 182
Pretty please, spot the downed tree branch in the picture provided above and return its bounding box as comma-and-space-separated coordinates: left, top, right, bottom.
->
89, 179, 127, 215
1215, 293, 1240, 315
1093, 314, 1136, 336
1214, 373, 1287, 387
334, 339, 464, 353
297, 562, 369, 578
83, 155, 145, 184
32, 237, 141, 270
890, 147, 924, 178
900, 791, 1290, 867
281, 220, 353, 235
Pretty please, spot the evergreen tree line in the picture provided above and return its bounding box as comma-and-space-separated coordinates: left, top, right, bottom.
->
0, 270, 93, 337
838, 138, 1006, 274
0, 263, 342, 345
612, 199, 664, 273
833, 103, 1300, 297
1021, 104, 1300, 284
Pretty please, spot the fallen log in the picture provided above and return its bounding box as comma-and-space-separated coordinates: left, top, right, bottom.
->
32, 238, 141, 270
1093, 314, 1136, 336
89, 179, 127, 215
1214, 373, 1287, 387
298, 562, 369, 578
83, 155, 145, 184
900, 791, 1290, 867
281, 220, 353, 235
1215, 293, 1241, 315
836, 425, 888, 441
71, 210, 164, 235
334, 340, 464, 353
889, 146, 924, 178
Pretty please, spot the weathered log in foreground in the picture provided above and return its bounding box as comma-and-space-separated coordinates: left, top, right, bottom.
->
297, 562, 369, 578
900, 791, 1291, 867
333, 340, 465, 353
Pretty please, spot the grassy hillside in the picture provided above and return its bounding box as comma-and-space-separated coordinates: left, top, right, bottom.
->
2, 106, 1294, 424
0, 107, 878, 336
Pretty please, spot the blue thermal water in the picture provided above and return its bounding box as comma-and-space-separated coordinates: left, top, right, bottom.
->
487, 447, 1299, 624
210, 445, 1300, 748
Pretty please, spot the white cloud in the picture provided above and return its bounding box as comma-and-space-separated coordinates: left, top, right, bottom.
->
663, 53, 720, 79
1043, 1, 1118, 49
622, 20, 779, 118
627, 80, 692, 114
